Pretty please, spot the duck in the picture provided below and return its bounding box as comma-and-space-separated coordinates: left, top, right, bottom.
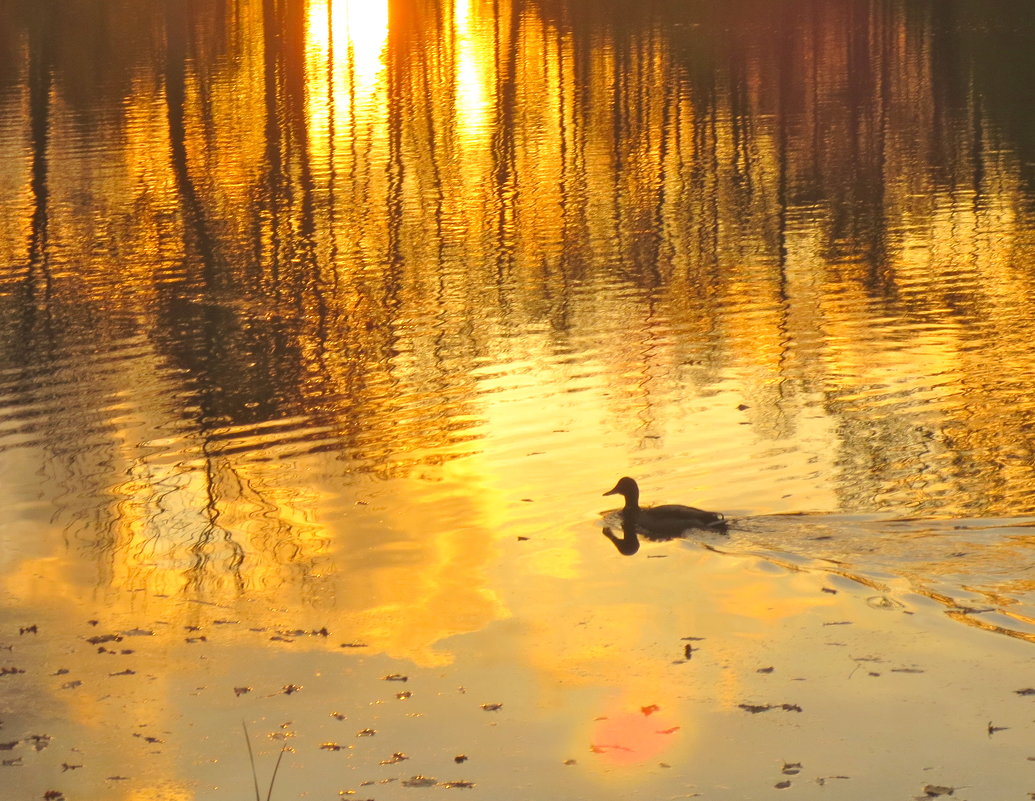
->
603, 476, 726, 536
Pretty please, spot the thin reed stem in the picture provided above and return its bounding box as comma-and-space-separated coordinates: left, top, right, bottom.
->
242, 720, 261, 801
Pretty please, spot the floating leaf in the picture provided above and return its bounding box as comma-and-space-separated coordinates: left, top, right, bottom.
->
86, 634, 120, 645
25, 735, 51, 751
401, 775, 437, 787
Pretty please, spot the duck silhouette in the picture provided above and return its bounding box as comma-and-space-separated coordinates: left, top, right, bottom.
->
603, 477, 726, 542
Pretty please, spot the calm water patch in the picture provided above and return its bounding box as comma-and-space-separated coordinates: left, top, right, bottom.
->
3, 0, 1035, 797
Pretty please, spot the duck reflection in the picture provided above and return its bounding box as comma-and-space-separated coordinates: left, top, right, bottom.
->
601, 477, 728, 556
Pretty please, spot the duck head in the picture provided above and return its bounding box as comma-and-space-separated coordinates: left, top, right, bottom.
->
603, 476, 640, 509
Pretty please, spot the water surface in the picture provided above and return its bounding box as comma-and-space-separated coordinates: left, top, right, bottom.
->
3, 0, 1035, 798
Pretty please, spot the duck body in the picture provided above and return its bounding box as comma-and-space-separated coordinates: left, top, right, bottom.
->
603, 476, 726, 537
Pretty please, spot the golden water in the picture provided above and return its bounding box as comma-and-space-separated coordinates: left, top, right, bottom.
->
3, 0, 1035, 798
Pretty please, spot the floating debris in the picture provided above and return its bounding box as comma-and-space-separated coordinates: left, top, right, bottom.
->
357, 729, 376, 737
383, 674, 408, 682
0, 741, 17, 750
1016, 688, 1035, 696
757, 667, 774, 674
775, 780, 791, 789
656, 727, 680, 735
330, 712, 347, 720
480, 703, 503, 712
867, 596, 905, 611
640, 705, 660, 716
440, 780, 475, 789
61, 681, 82, 690
43, 792, 65, 801
921, 785, 955, 797
233, 687, 251, 697
281, 685, 302, 695
86, 634, 121, 645
782, 762, 802, 775
988, 721, 1008, 735
683, 644, 694, 659
821, 587, 838, 594
120, 628, 154, 637
60, 763, 82, 772
401, 775, 437, 787
108, 669, 135, 677
0, 668, 25, 677
339, 642, 368, 649
25, 735, 51, 751
19, 626, 37, 636
738, 703, 802, 714
379, 752, 408, 765
396, 691, 412, 700
454, 755, 468, 764
185, 636, 208, 644
320, 743, 344, 751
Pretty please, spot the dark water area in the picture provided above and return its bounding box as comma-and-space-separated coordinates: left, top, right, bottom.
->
4, 1, 1035, 798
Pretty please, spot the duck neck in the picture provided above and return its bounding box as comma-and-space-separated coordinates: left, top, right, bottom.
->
621, 488, 640, 513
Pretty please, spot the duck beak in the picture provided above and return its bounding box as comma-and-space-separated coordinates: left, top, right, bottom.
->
602, 483, 620, 496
